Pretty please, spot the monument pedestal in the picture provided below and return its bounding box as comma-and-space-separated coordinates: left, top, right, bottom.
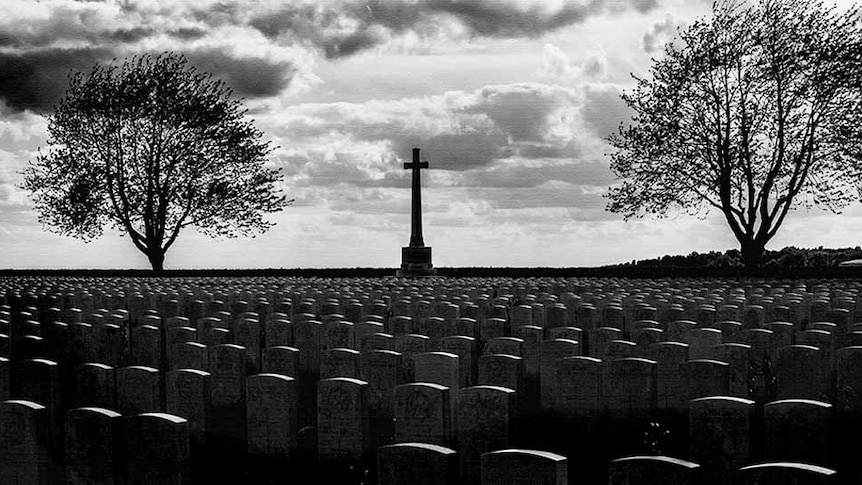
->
397, 246, 437, 277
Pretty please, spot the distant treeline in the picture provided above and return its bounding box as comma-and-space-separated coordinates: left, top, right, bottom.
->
1, 247, 862, 279
615, 246, 862, 269
4, 257, 862, 280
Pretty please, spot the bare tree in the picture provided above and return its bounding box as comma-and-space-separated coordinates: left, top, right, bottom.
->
607, 0, 862, 269
22, 53, 291, 270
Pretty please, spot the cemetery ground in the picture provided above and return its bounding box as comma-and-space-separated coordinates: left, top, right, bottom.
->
2, 274, 862, 484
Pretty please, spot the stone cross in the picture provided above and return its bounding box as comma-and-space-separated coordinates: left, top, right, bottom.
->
398, 148, 436, 277
404, 148, 429, 247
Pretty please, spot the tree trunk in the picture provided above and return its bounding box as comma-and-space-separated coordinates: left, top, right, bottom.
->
740, 239, 765, 270
146, 248, 165, 272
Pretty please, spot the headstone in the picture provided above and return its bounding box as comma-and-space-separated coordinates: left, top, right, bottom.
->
479, 354, 525, 398
67, 322, 96, 365
439, 335, 478, 388
293, 319, 322, 376
395, 382, 452, 447
608, 455, 701, 485
590, 326, 623, 359
688, 328, 723, 360
774, 345, 830, 402
116, 366, 161, 415
65, 407, 122, 485
764, 398, 832, 466
264, 319, 292, 348
648, 342, 689, 412
165, 368, 210, 466
602, 358, 658, 456
247, 373, 297, 462
480, 449, 567, 485
321, 320, 355, 352
208, 343, 248, 465
685, 359, 730, 401
262, 346, 299, 377
167, 338, 207, 370
485, 337, 523, 357
377, 442, 459, 485
395, 334, 429, 382
0, 357, 8, 402
233, 319, 262, 373
512, 325, 542, 379
317, 377, 371, 472
130, 325, 162, 369
321, 348, 361, 379
74, 363, 116, 409
360, 350, 402, 447
540, 339, 580, 411
553, 356, 602, 421
736, 462, 836, 485
359, 332, 395, 353
709, 343, 753, 398
0, 400, 51, 484
458, 385, 516, 485
123, 413, 190, 485
690, 396, 755, 485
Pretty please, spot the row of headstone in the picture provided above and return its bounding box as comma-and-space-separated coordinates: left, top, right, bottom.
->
0, 400, 190, 485
3, 276, 862, 484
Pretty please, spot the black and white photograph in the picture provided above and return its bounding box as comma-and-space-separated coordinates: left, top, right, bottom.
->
0, 0, 861, 483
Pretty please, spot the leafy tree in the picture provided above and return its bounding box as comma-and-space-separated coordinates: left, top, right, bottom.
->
22, 53, 291, 270
606, 0, 862, 269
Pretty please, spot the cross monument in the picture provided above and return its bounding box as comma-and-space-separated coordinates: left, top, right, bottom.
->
397, 148, 437, 277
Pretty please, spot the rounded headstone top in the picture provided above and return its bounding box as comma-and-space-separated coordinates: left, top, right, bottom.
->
2, 400, 46, 410
380, 442, 457, 455
321, 377, 369, 386
691, 396, 756, 406
739, 462, 836, 475
484, 449, 567, 462
252, 373, 296, 382
464, 385, 517, 394
611, 455, 700, 469
73, 407, 123, 418
765, 399, 832, 409
170, 368, 211, 377
138, 412, 188, 424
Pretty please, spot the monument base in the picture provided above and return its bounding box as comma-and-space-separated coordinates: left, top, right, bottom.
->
397, 246, 437, 277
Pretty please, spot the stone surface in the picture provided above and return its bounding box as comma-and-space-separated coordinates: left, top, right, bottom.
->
123, 413, 190, 485
690, 396, 756, 485
608, 455, 701, 485
480, 449, 567, 485
395, 382, 452, 447
377, 442, 458, 485
247, 373, 297, 458
0, 400, 52, 484
317, 377, 371, 466
65, 407, 122, 485
764, 399, 832, 466
116, 365, 162, 415
458, 385, 516, 485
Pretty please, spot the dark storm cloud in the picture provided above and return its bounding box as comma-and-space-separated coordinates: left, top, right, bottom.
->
250, 0, 662, 58
0, 45, 298, 113
465, 84, 573, 143
185, 49, 298, 99
390, 131, 513, 171
0, 47, 114, 113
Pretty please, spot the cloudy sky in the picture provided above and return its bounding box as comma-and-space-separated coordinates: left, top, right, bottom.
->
0, 0, 859, 269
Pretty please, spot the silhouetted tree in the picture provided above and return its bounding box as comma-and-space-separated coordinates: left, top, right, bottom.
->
607, 0, 862, 269
22, 53, 291, 270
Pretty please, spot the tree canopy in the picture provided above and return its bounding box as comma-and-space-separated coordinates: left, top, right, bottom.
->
606, 0, 862, 268
22, 53, 291, 270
